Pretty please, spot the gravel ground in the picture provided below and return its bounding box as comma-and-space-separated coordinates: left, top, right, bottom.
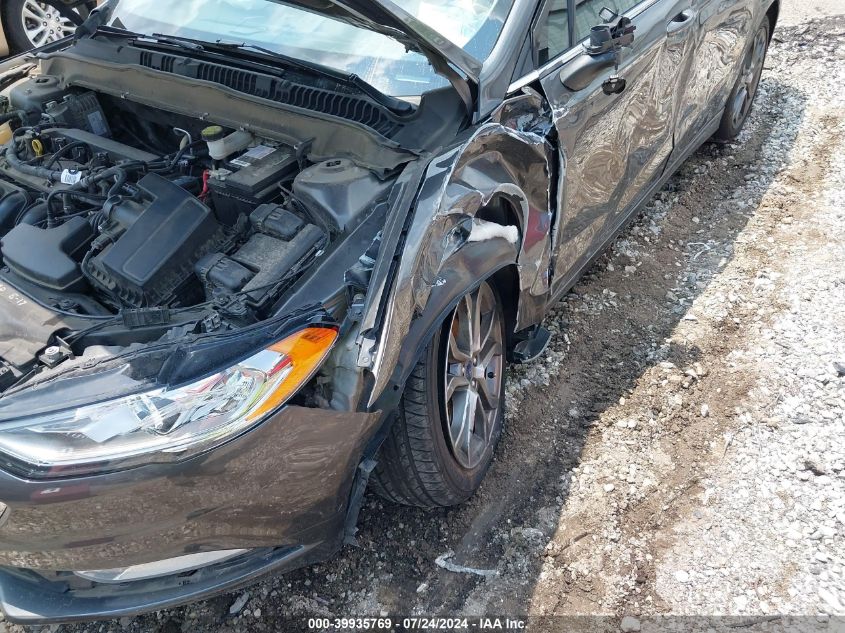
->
779, 0, 842, 26
3, 11, 845, 633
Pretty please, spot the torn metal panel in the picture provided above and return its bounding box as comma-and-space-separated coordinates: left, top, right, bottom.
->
363, 90, 557, 405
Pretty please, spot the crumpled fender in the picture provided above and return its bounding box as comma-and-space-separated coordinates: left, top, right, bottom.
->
369, 235, 519, 412
361, 89, 557, 406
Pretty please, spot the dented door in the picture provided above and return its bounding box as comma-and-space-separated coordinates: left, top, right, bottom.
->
541, 0, 693, 295
672, 0, 756, 153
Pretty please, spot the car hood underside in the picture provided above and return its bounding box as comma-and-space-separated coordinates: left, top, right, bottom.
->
270, 0, 482, 83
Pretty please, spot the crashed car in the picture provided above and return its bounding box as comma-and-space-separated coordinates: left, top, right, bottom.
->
0, 0, 775, 623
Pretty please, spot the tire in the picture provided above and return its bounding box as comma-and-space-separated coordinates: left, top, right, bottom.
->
3, 0, 87, 53
372, 280, 507, 508
713, 16, 770, 142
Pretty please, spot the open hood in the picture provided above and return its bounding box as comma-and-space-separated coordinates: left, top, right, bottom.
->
77, 0, 482, 109
272, 0, 482, 91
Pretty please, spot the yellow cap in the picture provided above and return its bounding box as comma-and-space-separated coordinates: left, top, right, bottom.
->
201, 125, 226, 142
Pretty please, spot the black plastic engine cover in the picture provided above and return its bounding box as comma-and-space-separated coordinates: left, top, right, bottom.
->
1, 217, 93, 293
194, 203, 323, 304
85, 174, 225, 307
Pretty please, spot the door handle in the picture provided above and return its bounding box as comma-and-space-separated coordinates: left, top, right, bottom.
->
667, 9, 698, 37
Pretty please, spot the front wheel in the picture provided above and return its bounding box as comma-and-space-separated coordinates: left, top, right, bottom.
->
714, 16, 770, 142
372, 280, 507, 508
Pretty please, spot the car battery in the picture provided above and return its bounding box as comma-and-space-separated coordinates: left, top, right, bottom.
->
208, 144, 299, 225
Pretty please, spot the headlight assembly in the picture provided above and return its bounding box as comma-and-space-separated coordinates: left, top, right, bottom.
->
0, 327, 337, 479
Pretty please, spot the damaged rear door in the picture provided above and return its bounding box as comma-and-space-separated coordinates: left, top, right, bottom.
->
671, 0, 756, 155
537, 0, 694, 294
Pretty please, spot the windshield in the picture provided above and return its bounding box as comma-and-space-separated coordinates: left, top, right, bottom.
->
108, 0, 512, 97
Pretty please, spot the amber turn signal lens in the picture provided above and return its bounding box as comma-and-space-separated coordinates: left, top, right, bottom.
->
247, 327, 339, 420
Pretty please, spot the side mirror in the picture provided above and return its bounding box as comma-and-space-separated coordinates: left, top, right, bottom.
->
560, 50, 616, 91
584, 15, 636, 56
561, 11, 637, 92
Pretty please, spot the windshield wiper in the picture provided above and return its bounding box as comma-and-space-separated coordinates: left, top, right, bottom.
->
147, 34, 204, 51
136, 32, 414, 115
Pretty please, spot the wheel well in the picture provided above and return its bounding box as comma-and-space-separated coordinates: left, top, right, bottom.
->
474, 198, 523, 347
489, 265, 520, 349
766, 1, 779, 40
475, 197, 522, 231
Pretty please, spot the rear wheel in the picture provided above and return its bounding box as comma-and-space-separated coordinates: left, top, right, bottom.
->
372, 280, 506, 508
714, 17, 770, 142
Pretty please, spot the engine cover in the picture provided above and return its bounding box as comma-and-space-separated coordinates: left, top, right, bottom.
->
1, 218, 94, 293
85, 174, 227, 308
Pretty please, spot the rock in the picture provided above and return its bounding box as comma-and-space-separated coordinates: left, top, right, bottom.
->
834, 362, 845, 377
701, 404, 710, 418
519, 527, 546, 541
229, 592, 251, 615
604, 484, 616, 493
674, 570, 690, 583
621, 616, 642, 632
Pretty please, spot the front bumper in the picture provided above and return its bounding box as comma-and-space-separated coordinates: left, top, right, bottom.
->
0, 405, 381, 624
0, 546, 324, 624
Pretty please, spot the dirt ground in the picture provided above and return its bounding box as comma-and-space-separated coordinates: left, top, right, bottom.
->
5, 8, 845, 633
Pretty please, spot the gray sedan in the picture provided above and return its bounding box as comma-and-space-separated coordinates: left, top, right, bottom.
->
0, 0, 775, 623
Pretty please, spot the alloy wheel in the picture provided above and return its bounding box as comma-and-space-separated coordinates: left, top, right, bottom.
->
443, 282, 504, 470
730, 25, 768, 130
21, 1, 76, 48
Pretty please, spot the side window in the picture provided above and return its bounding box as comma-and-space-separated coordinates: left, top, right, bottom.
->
536, 0, 570, 65
573, 0, 641, 43
535, 0, 643, 66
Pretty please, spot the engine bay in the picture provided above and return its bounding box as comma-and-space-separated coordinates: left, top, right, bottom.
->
0, 76, 393, 390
